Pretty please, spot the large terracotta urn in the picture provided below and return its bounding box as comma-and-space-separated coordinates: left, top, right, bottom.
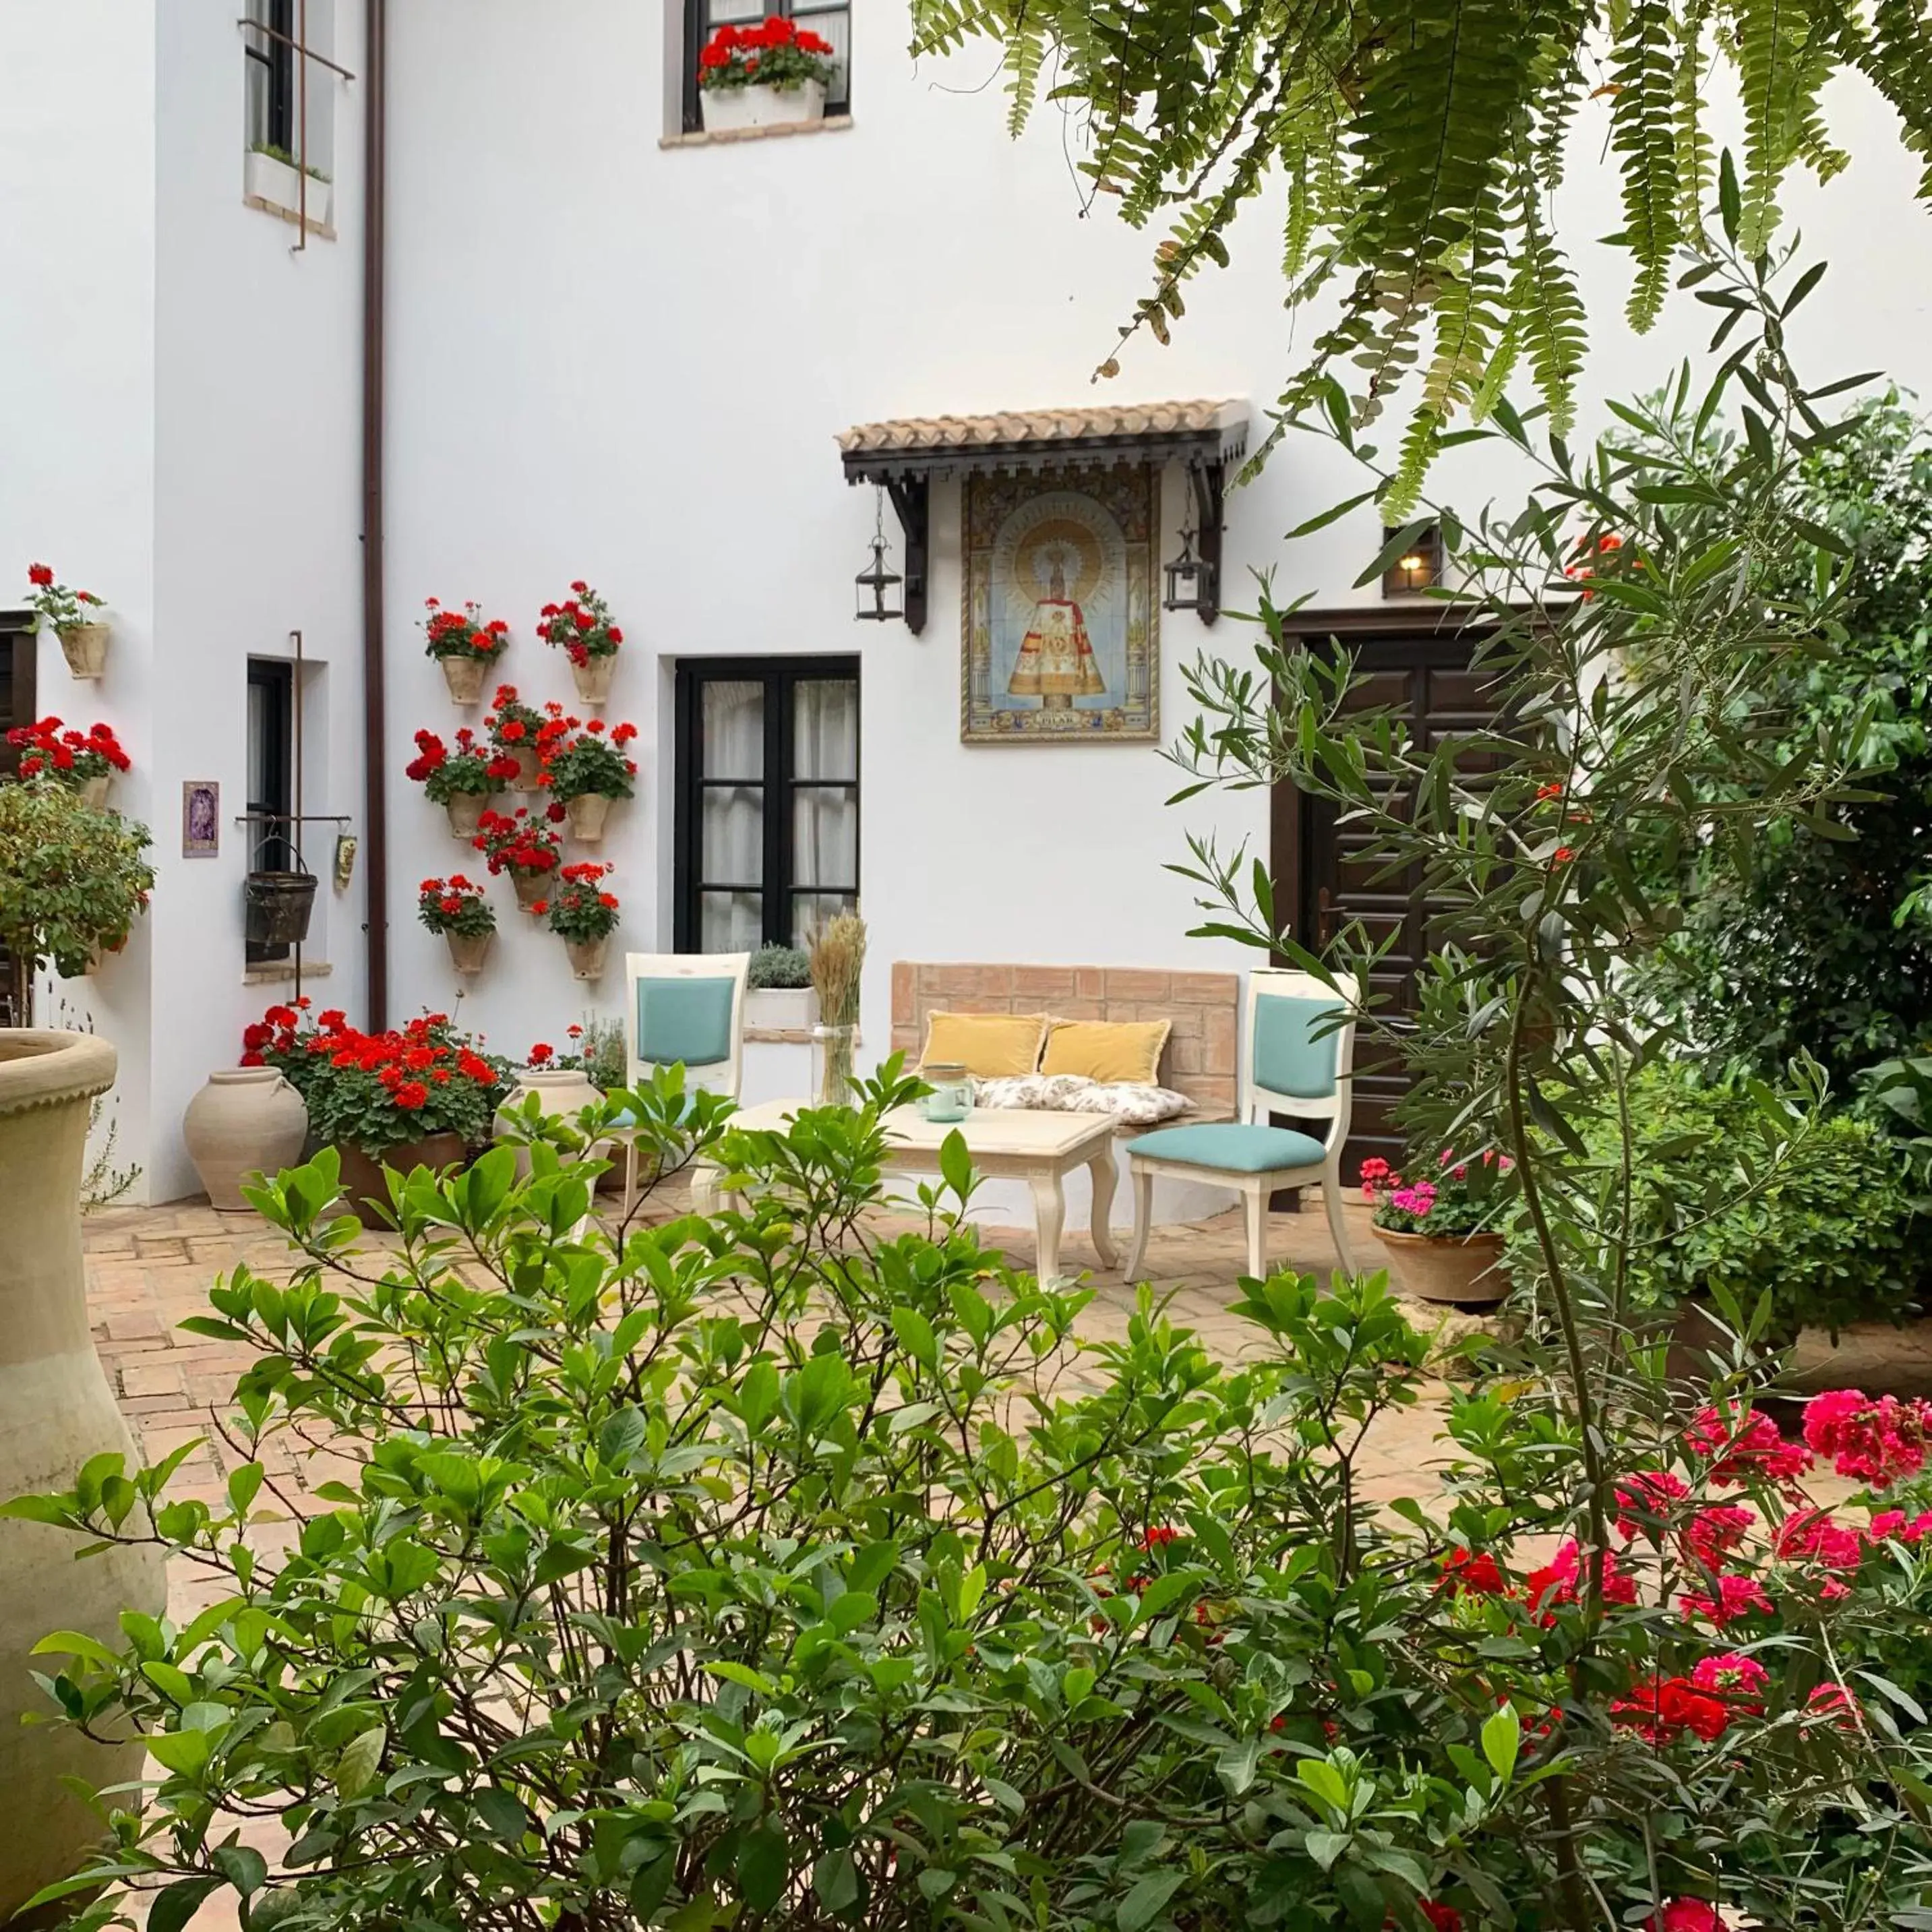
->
183, 1066, 309, 1209
0, 1031, 168, 1923
494, 1066, 608, 1179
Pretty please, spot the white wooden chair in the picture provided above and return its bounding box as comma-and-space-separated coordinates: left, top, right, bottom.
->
612, 951, 750, 1213
1122, 967, 1358, 1280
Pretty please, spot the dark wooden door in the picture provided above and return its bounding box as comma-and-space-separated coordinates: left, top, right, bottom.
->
0, 615, 36, 1023
1271, 609, 1509, 1179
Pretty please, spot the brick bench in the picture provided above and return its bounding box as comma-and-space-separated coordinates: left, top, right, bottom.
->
888, 961, 1239, 1123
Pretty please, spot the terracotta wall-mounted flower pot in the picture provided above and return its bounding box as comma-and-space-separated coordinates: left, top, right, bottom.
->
183, 1066, 309, 1210
77, 773, 112, 810
59, 622, 110, 680
1374, 1228, 1510, 1306
446, 928, 492, 975
439, 654, 488, 705
570, 653, 615, 706
506, 745, 541, 791
332, 1132, 467, 1228
565, 793, 611, 842
0, 1031, 168, 1923
444, 791, 488, 840
510, 867, 551, 909
566, 936, 609, 981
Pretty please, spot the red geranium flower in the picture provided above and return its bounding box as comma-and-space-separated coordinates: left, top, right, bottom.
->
28, 562, 53, 586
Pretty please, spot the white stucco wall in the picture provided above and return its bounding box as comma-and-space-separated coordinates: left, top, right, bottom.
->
0, 0, 159, 1184
377, 5, 1932, 1101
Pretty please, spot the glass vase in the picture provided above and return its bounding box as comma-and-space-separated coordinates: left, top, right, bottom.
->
812, 1021, 857, 1109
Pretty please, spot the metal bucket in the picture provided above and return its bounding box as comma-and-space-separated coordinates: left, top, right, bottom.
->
243, 870, 317, 948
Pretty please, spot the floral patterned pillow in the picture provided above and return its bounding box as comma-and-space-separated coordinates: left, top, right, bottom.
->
971, 1073, 1195, 1124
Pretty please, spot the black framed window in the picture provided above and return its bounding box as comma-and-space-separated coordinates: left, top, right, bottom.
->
246, 659, 296, 964
674, 656, 859, 951
244, 0, 295, 154
682, 0, 851, 134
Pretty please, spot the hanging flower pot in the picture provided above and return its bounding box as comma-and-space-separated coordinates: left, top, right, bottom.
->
510, 866, 551, 909
445, 790, 488, 840
77, 773, 111, 809
565, 935, 608, 980
421, 599, 509, 706
418, 877, 496, 973
5, 719, 129, 804
507, 746, 542, 791
59, 623, 112, 681
565, 792, 612, 842
243, 869, 318, 949
474, 806, 564, 913
446, 929, 492, 974
571, 654, 616, 705
484, 686, 546, 792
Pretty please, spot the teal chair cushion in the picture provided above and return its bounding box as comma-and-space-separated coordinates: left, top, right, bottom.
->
1252, 994, 1345, 1100
635, 976, 735, 1068
1127, 1122, 1329, 1174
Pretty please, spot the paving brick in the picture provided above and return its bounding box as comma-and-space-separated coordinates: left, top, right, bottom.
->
120, 1362, 186, 1399
890, 961, 915, 1025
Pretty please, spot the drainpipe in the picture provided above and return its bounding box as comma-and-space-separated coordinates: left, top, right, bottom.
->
359, 0, 388, 1027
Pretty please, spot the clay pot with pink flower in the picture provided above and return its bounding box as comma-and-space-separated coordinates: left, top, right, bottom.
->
538, 580, 625, 706
1361, 1145, 1515, 1304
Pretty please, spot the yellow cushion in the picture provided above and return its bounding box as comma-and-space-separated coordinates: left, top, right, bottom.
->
920, 1011, 1048, 1079
1042, 1018, 1171, 1086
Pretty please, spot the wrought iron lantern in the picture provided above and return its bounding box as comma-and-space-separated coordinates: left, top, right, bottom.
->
1383, 522, 1444, 597
855, 488, 903, 622
1162, 518, 1216, 613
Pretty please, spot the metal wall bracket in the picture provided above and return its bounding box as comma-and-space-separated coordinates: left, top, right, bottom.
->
1188, 460, 1226, 626
882, 475, 929, 634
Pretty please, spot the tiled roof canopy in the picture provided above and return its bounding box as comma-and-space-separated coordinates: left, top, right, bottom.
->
838, 398, 1248, 483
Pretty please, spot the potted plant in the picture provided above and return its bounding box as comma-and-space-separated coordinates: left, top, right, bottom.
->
696, 14, 837, 133
245, 142, 333, 225
0, 777, 153, 986
747, 942, 818, 1031
484, 683, 546, 789
25, 562, 109, 680
533, 862, 620, 980
538, 581, 626, 706
473, 804, 564, 907
808, 909, 865, 1106
492, 1035, 615, 1180
5, 717, 130, 809
417, 874, 497, 974
405, 726, 520, 839
422, 599, 510, 706
245, 1004, 506, 1225
535, 708, 638, 841
1361, 1148, 1515, 1306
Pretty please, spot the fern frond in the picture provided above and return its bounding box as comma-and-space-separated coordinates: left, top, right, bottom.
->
1505, 142, 1586, 429
1732, 0, 1807, 255
1858, 0, 1932, 193
1672, 0, 1714, 244
1609, 0, 1682, 330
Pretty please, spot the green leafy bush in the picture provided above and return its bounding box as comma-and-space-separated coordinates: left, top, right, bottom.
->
0, 776, 154, 977
1509, 1064, 1928, 1336
748, 942, 813, 990
12, 1070, 1932, 1931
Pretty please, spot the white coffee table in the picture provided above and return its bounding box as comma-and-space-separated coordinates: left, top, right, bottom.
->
692, 1100, 1120, 1283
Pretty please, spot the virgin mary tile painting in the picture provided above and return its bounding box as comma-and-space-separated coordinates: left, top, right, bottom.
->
961, 464, 1159, 743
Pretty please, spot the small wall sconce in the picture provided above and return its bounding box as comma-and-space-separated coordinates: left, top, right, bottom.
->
1163, 519, 1216, 615
1382, 522, 1443, 597
854, 487, 903, 623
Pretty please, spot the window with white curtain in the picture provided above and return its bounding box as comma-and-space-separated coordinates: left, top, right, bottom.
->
681, 0, 851, 134
673, 657, 859, 951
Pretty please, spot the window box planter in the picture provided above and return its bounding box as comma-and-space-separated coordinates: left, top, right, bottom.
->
701, 78, 826, 134
746, 986, 818, 1032
245, 149, 332, 227
1372, 1227, 1509, 1306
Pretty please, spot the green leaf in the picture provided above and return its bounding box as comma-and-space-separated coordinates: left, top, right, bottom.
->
736, 1821, 790, 1914
1481, 1700, 1521, 1778
334, 1723, 386, 1800
212, 1844, 267, 1898
939, 1127, 973, 1201
1118, 1869, 1186, 1931
148, 1877, 222, 1932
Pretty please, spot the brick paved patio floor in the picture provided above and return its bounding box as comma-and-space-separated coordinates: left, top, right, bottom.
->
76, 1183, 1489, 1928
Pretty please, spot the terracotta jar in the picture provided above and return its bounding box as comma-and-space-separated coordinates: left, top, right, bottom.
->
439, 655, 487, 705
332, 1133, 468, 1228
495, 1065, 608, 1179
510, 867, 551, 909
58, 622, 110, 680
1373, 1228, 1510, 1305
570, 653, 615, 706
0, 1031, 168, 1923
446, 929, 492, 975
566, 936, 609, 982
444, 791, 488, 840
183, 1066, 309, 1210
564, 793, 611, 842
